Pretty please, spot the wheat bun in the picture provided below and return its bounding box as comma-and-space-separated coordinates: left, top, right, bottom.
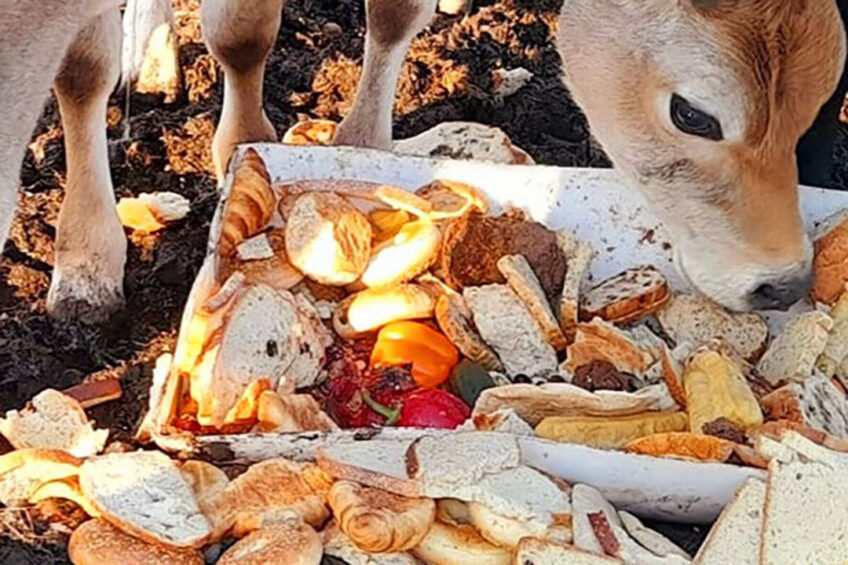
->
217, 518, 323, 565
68, 519, 204, 565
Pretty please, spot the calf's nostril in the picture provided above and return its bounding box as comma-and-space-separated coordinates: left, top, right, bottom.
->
749, 274, 811, 312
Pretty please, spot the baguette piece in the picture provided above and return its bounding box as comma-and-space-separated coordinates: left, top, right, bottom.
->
411, 522, 512, 565
464, 284, 558, 378
0, 448, 82, 507
760, 433, 848, 565
514, 538, 624, 565
68, 519, 204, 565
692, 479, 765, 565
558, 231, 597, 340
0, 389, 108, 458
217, 518, 322, 565
657, 294, 769, 362
79, 451, 211, 548
535, 411, 689, 450
328, 480, 435, 553
756, 311, 833, 386
224, 457, 329, 537
581, 266, 670, 325
498, 254, 568, 351
760, 373, 848, 440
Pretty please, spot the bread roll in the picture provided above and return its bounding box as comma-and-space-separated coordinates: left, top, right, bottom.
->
69, 519, 204, 565
812, 212, 848, 305
285, 191, 372, 285
411, 522, 511, 565
181, 460, 233, 541
361, 220, 441, 288
328, 480, 436, 553
336, 284, 436, 336
217, 519, 322, 565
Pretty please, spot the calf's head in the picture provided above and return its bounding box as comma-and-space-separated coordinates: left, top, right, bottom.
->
557, 0, 846, 311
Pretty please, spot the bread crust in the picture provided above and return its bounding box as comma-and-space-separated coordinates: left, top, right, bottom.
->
328, 480, 436, 553
563, 319, 656, 375
623, 432, 735, 463
580, 267, 670, 325
180, 460, 232, 541
435, 293, 503, 372
812, 216, 848, 305
69, 519, 205, 565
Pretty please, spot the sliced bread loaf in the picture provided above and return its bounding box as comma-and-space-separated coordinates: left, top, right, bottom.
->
756, 311, 834, 386
693, 479, 764, 565
657, 294, 769, 362
581, 266, 670, 325
79, 451, 212, 548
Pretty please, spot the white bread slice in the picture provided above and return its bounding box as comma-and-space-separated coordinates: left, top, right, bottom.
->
558, 230, 597, 340
321, 523, 419, 565
498, 254, 568, 351
0, 389, 108, 458
581, 266, 670, 325
693, 478, 765, 565
619, 511, 690, 559
411, 522, 512, 565
464, 284, 558, 378
760, 435, 848, 565
0, 448, 81, 507
405, 432, 521, 495
317, 440, 421, 498
756, 311, 833, 386
760, 373, 848, 439
68, 518, 205, 565
79, 451, 212, 548
514, 538, 624, 565
657, 294, 769, 362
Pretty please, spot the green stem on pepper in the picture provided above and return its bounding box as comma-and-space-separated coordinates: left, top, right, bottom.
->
361, 389, 401, 426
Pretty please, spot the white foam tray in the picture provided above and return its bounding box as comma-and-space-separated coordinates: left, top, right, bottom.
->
201, 143, 848, 523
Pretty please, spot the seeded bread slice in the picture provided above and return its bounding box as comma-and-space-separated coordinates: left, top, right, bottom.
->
79, 451, 212, 548
658, 294, 769, 362
760, 373, 848, 439
581, 266, 670, 326
756, 311, 833, 386
693, 479, 765, 565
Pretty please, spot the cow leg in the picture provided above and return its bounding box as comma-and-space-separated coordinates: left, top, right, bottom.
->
48, 8, 126, 322
201, 0, 283, 180
333, 0, 437, 150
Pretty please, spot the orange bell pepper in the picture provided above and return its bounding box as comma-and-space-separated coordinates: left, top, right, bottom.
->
370, 321, 460, 388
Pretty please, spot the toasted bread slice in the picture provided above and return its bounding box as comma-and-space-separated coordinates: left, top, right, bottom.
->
395, 122, 534, 165
581, 266, 670, 325
0, 389, 108, 458
693, 479, 764, 565
464, 284, 558, 378
69, 519, 204, 565
756, 311, 833, 386
498, 254, 568, 351
760, 373, 848, 439
658, 294, 769, 362
619, 511, 691, 559
79, 451, 211, 548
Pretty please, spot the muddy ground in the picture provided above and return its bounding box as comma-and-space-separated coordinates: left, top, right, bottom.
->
0, 0, 845, 562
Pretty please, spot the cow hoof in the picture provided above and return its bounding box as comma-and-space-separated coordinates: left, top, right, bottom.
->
47, 270, 125, 323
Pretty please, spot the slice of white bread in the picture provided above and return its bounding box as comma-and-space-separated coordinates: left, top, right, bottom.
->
79, 451, 212, 548
321, 523, 419, 565
223, 457, 329, 537
581, 266, 670, 326
657, 294, 769, 362
756, 311, 833, 386
498, 254, 568, 351
692, 478, 765, 565
619, 511, 690, 559
760, 373, 848, 439
557, 230, 597, 340
0, 448, 81, 506
217, 517, 323, 565
68, 518, 205, 565
406, 432, 521, 495
411, 522, 512, 565
464, 284, 558, 378
0, 389, 108, 458
760, 432, 848, 565
317, 440, 421, 498
514, 538, 624, 565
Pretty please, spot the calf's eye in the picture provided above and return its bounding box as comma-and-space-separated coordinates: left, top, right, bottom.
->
670, 93, 723, 141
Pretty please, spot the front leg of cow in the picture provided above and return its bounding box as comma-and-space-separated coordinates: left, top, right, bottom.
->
48, 8, 126, 322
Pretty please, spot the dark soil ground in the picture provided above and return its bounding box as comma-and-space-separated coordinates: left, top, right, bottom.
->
0, 0, 845, 562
